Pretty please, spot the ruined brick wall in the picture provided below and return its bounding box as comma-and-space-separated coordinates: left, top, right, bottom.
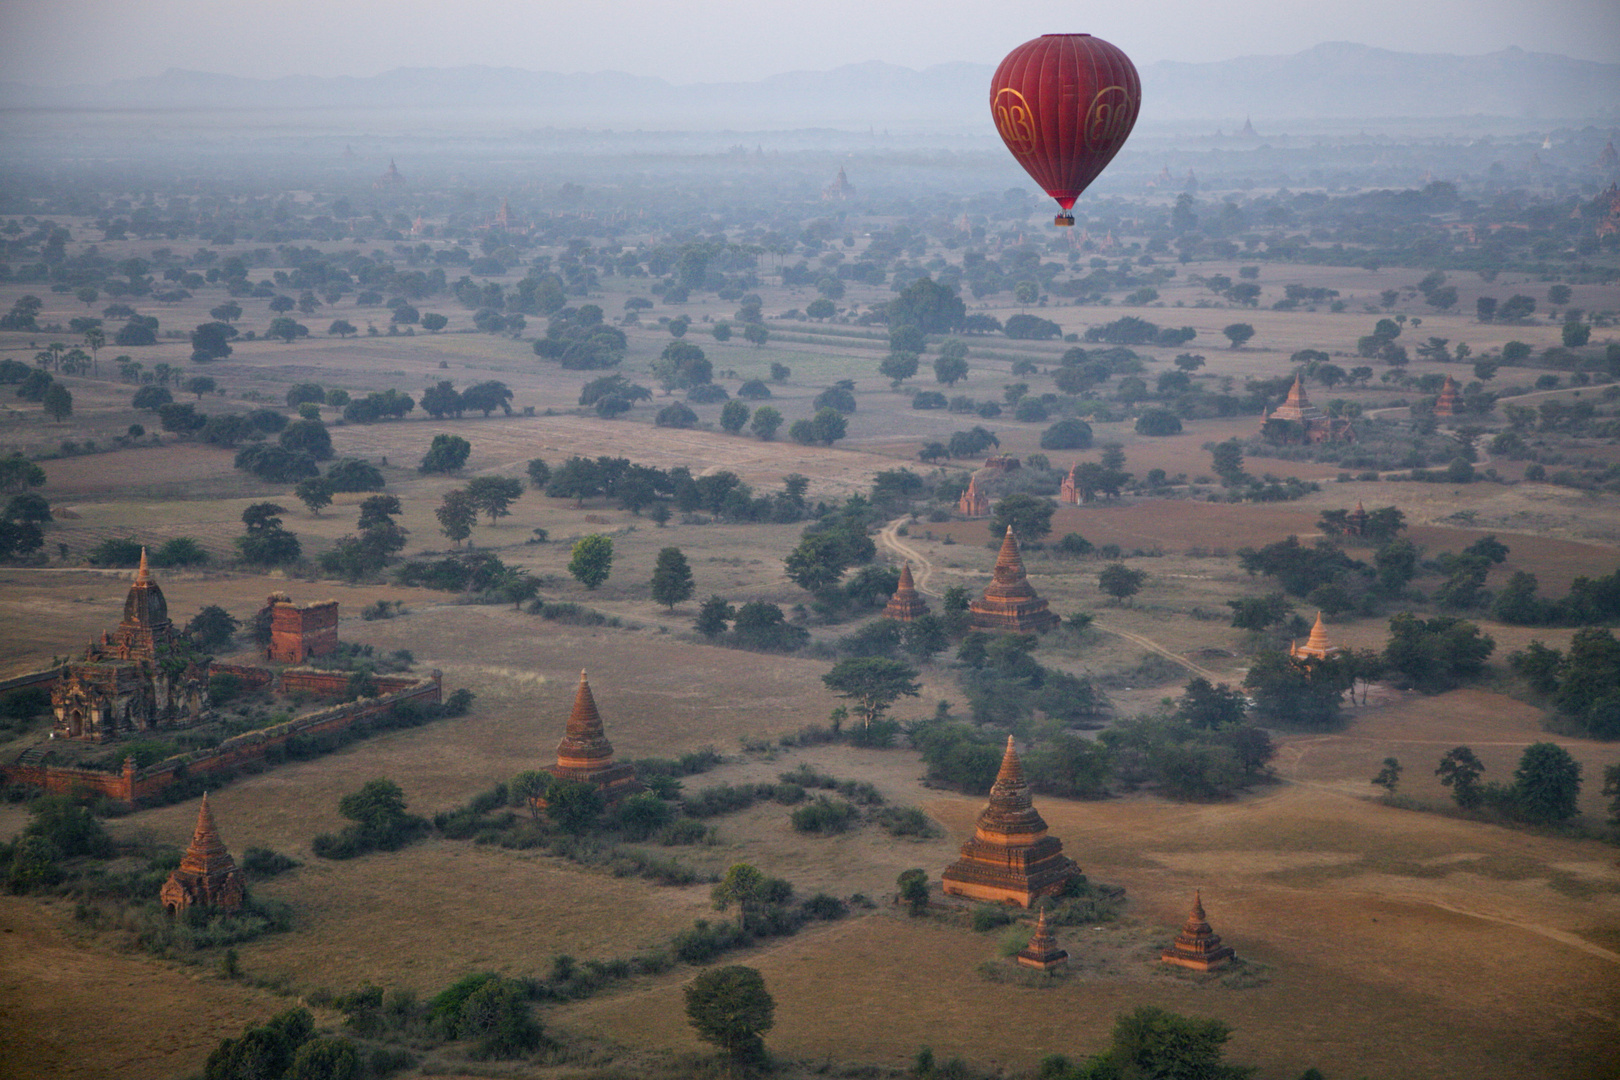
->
2, 673, 443, 805
267, 601, 339, 663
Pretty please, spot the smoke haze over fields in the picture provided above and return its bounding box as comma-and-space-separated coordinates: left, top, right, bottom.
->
3, 0, 1619, 88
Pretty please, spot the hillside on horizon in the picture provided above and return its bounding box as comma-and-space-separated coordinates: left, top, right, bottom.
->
3, 42, 1617, 130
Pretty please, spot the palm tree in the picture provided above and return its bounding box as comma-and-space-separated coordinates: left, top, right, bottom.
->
83, 327, 104, 375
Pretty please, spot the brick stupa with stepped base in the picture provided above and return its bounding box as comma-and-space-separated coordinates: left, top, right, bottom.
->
546, 671, 642, 805
969, 528, 1060, 633
883, 562, 929, 621
1160, 891, 1236, 971
1016, 907, 1069, 971
160, 793, 246, 914
942, 736, 1080, 907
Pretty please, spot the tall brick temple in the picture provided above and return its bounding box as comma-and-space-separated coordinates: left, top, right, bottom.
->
969, 528, 1060, 633
546, 671, 642, 804
160, 793, 246, 914
942, 736, 1079, 906
51, 550, 210, 741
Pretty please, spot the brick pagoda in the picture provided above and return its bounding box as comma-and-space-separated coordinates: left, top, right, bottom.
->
883, 563, 929, 621
957, 475, 990, 517
1016, 907, 1069, 971
1346, 500, 1369, 537
1434, 374, 1459, 418
546, 671, 642, 804
160, 793, 246, 914
1160, 891, 1235, 971
969, 528, 1060, 633
942, 736, 1079, 906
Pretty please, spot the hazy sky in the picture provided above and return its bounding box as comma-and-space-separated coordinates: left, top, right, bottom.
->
4, 0, 1618, 86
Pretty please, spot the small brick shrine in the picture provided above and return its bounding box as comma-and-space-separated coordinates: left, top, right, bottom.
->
546, 671, 642, 804
1289, 612, 1341, 664
1434, 374, 1459, 418
1160, 891, 1235, 971
160, 792, 246, 914
957, 475, 990, 517
969, 528, 1060, 633
942, 736, 1079, 907
883, 562, 929, 621
1016, 907, 1069, 971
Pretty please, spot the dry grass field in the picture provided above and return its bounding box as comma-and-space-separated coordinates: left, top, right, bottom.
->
1, 212, 1618, 1080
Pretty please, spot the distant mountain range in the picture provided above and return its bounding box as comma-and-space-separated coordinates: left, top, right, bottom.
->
2, 43, 1615, 127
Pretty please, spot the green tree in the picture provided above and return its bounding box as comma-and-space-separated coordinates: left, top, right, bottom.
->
510, 771, 550, 818
465, 475, 523, 523
544, 777, 604, 834
1436, 746, 1485, 810
294, 476, 334, 516
897, 869, 930, 915
279, 419, 333, 461
1512, 742, 1581, 824
185, 605, 239, 652
711, 862, 766, 928
287, 1037, 361, 1080
988, 493, 1056, 544
328, 318, 358, 338
0, 454, 46, 496
1552, 627, 1620, 738
684, 966, 775, 1064
785, 529, 867, 595
821, 657, 921, 727
1383, 614, 1494, 693
568, 534, 613, 589
1603, 763, 1620, 829
880, 351, 920, 386
1222, 322, 1255, 348
1105, 1006, 1246, 1080
236, 502, 301, 566
185, 375, 218, 399
1211, 440, 1246, 485
1372, 757, 1403, 795
650, 546, 694, 610
339, 779, 411, 836
436, 489, 477, 546
750, 405, 783, 440
807, 406, 847, 445
1177, 678, 1247, 729
41, 383, 72, 421
419, 434, 472, 474
1098, 562, 1146, 604
718, 399, 750, 434
695, 595, 733, 637
933, 354, 969, 385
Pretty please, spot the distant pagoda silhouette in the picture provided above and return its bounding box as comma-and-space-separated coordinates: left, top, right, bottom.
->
1434, 374, 1459, 418
1016, 907, 1069, 971
160, 793, 246, 914
883, 563, 929, 621
1261, 374, 1355, 444
969, 528, 1060, 633
1160, 891, 1235, 971
546, 671, 642, 804
942, 736, 1079, 906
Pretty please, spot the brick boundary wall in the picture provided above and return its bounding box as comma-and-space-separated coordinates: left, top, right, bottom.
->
0, 667, 66, 696
0, 672, 442, 806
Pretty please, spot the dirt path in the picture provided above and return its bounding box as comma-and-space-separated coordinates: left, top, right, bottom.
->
877, 517, 1223, 681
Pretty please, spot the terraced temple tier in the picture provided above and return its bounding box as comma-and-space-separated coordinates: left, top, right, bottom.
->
969, 527, 1060, 633
942, 736, 1079, 907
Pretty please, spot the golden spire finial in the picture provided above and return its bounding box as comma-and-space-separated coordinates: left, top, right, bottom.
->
136, 546, 150, 582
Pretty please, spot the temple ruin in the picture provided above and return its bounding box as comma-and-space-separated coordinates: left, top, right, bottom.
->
262, 593, 339, 663
1160, 891, 1235, 971
942, 736, 1079, 907
969, 528, 1060, 633
160, 793, 246, 914
1434, 374, 1459, 418
882, 563, 929, 621
546, 671, 642, 805
51, 550, 210, 741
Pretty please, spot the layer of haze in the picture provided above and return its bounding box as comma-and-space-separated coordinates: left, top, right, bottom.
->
3, 0, 1618, 87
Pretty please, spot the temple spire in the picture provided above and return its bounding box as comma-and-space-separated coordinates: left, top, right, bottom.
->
136, 546, 150, 583
1161, 890, 1235, 970
161, 792, 246, 913
883, 562, 929, 621
1016, 904, 1069, 970
567, 669, 603, 738
547, 671, 642, 803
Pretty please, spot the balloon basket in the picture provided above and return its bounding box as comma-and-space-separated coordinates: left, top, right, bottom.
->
1053, 213, 1075, 227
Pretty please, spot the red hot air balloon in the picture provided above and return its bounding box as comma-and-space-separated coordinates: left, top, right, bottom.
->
990, 34, 1141, 226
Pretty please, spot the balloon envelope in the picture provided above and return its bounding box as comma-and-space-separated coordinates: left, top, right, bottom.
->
990, 34, 1141, 211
